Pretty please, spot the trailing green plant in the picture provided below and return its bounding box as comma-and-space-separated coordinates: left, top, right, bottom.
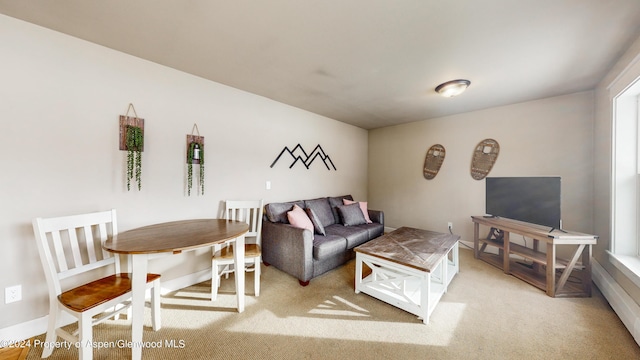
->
187, 141, 205, 196
125, 125, 143, 191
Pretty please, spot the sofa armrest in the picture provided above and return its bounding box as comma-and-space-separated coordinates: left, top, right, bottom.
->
261, 220, 315, 282
368, 210, 384, 225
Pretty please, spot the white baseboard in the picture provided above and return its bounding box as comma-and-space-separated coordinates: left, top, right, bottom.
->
158, 268, 212, 295
0, 316, 47, 343
592, 258, 640, 346
0, 269, 212, 343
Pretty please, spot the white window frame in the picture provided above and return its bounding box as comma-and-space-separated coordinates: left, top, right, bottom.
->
609, 75, 640, 287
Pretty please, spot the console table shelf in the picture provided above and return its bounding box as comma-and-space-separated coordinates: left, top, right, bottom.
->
471, 216, 597, 298
480, 238, 570, 268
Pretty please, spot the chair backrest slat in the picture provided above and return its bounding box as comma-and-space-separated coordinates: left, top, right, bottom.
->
84, 225, 97, 264
33, 209, 118, 296
67, 227, 84, 269
50, 230, 68, 272
249, 207, 260, 234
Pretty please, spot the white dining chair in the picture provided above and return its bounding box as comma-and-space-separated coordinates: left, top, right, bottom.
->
32, 209, 161, 360
212, 200, 264, 300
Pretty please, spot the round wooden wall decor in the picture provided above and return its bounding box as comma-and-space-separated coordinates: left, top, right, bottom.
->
470, 138, 500, 180
423, 144, 446, 180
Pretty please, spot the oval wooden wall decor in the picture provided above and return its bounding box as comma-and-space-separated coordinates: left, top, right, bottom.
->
470, 138, 500, 180
423, 144, 446, 180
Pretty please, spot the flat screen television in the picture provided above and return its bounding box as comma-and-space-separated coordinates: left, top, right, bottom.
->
485, 177, 561, 229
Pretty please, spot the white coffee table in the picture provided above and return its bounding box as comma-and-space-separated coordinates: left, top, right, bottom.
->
354, 227, 459, 324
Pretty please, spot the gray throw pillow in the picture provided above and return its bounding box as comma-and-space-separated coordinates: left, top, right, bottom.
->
337, 203, 367, 226
305, 207, 326, 236
329, 195, 354, 224
304, 198, 335, 227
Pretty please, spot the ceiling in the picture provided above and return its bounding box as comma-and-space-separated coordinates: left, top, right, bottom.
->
2, 1, 640, 130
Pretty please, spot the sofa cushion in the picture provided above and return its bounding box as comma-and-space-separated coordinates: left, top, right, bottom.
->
287, 204, 314, 232
324, 224, 370, 249
328, 195, 353, 224
265, 201, 304, 223
312, 235, 347, 260
354, 222, 385, 240
343, 199, 372, 224
336, 203, 367, 226
304, 197, 335, 227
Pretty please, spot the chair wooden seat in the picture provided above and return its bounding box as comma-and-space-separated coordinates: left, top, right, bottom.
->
59, 273, 161, 312
216, 244, 261, 260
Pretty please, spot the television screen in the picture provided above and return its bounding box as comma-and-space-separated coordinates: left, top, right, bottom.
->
485, 177, 561, 229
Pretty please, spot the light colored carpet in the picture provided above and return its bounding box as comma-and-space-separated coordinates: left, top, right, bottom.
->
26, 248, 640, 359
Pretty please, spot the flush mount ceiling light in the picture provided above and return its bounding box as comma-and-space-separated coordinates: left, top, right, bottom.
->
435, 79, 471, 97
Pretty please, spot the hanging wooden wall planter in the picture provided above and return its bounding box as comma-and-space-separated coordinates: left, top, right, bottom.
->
470, 138, 500, 180
119, 104, 144, 191
186, 124, 205, 196
423, 144, 446, 180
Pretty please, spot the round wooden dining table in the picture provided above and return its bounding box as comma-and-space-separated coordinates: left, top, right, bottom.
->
103, 219, 249, 360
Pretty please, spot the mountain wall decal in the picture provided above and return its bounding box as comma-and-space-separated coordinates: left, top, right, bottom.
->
270, 144, 337, 170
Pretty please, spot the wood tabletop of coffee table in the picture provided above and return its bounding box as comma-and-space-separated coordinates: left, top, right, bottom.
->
355, 226, 460, 272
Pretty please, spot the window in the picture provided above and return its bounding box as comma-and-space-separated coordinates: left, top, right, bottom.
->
610, 76, 640, 286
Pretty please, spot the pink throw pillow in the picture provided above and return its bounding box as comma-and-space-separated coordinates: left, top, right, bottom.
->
343, 199, 372, 224
287, 204, 314, 232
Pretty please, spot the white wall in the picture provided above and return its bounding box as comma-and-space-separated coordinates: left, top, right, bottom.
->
0, 15, 368, 329
368, 91, 595, 247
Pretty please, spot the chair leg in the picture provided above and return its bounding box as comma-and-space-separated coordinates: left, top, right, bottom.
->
151, 279, 161, 331
78, 312, 92, 360
211, 260, 219, 301
224, 264, 231, 279
42, 304, 60, 358
254, 259, 260, 297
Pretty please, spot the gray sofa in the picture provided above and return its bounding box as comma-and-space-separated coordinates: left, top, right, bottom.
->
261, 195, 384, 286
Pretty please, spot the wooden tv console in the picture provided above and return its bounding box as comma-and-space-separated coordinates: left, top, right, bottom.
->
471, 216, 598, 298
